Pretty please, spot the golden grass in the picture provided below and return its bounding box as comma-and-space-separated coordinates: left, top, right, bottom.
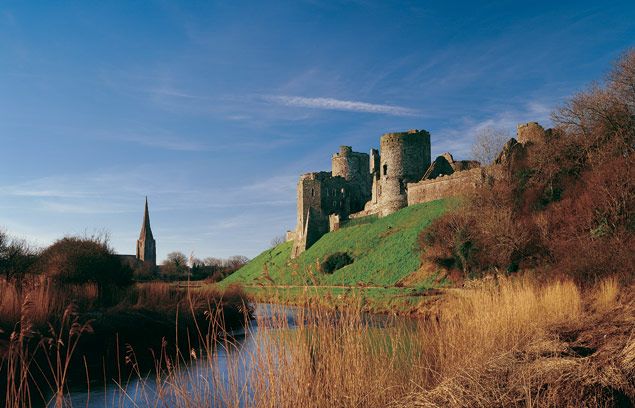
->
2, 276, 633, 407
593, 276, 620, 312
0, 278, 99, 329
0, 279, 244, 330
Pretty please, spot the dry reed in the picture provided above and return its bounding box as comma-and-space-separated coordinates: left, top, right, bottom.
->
1, 276, 633, 407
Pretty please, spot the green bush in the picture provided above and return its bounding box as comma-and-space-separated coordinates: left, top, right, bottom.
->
320, 252, 353, 274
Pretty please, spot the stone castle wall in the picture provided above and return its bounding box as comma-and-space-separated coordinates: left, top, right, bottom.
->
407, 167, 483, 206
379, 130, 431, 181
292, 171, 351, 258
332, 146, 371, 213
516, 122, 545, 145
375, 130, 431, 216
290, 122, 544, 257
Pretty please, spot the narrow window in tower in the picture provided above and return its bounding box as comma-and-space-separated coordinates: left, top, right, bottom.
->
311, 188, 315, 197
383, 164, 388, 176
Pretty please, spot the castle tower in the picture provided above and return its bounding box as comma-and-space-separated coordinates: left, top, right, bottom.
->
377, 129, 431, 216
291, 172, 349, 258
136, 197, 156, 266
331, 146, 371, 213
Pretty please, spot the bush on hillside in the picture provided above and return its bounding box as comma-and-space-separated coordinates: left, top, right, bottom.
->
320, 252, 353, 274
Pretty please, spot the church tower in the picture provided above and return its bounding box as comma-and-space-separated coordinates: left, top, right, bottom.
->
136, 197, 156, 266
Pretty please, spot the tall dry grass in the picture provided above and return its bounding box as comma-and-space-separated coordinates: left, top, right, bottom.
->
0, 278, 99, 329
2, 276, 633, 407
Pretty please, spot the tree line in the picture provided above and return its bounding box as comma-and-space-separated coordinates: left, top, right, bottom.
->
0, 230, 250, 297
157, 251, 249, 282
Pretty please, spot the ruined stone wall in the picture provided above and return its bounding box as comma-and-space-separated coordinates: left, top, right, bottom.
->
291, 122, 550, 257
329, 214, 341, 231
292, 171, 350, 258
376, 129, 431, 216
407, 168, 483, 206
517, 122, 546, 145
422, 153, 481, 180
369, 148, 380, 206
332, 146, 371, 213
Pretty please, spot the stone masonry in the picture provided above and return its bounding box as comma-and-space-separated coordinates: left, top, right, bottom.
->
136, 197, 157, 266
291, 123, 545, 257
371, 130, 431, 217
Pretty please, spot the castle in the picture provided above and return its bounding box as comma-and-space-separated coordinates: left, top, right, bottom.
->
289, 122, 545, 258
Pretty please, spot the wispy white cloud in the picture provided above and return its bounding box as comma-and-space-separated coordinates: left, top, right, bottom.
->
241, 175, 297, 195
260, 95, 420, 117
149, 88, 214, 101
0, 176, 100, 199
0, 166, 297, 213
105, 132, 210, 152
38, 201, 131, 215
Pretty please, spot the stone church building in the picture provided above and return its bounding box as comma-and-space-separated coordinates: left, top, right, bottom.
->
118, 197, 157, 267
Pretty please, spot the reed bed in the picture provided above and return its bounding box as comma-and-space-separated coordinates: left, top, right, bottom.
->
2, 276, 633, 407
0, 278, 99, 329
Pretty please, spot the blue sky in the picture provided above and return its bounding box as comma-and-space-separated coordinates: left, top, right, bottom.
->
1, 1, 633, 261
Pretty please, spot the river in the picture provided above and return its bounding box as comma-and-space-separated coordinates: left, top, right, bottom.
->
64, 303, 401, 407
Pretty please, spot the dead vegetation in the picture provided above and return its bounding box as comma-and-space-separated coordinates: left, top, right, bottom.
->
393, 277, 635, 407
2, 275, 632, 407
422, 49, 635, 283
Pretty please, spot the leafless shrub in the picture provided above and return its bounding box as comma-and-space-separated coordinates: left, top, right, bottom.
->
471, 126, 510, 165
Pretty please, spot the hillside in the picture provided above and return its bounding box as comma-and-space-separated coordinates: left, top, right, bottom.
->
222, 199, 449, 289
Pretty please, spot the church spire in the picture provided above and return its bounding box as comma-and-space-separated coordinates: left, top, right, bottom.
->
136, 196, 157, 266
139, 196, 154, 241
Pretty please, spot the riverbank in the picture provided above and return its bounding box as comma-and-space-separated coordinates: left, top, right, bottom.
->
0, 280, 252, 406
30, 276, 635, 407
234, 284, 446, 315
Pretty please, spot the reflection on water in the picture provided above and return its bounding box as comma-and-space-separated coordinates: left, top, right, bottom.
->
66, 303, 405, 408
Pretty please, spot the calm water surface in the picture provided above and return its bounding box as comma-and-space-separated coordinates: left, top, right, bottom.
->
66, 303, 402, 407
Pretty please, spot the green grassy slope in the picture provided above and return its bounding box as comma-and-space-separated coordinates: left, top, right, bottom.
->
222, 199, 448, 288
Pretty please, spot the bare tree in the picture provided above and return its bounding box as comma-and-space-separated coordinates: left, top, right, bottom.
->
270, 233, 286, 248
162, 251, 190, 279
189, 257, 204, 268
227, 255, 249, 269
0, 229, 37, 293
471, 126, 510, 165
165, 251, 188, 268
203, 257, 223, 267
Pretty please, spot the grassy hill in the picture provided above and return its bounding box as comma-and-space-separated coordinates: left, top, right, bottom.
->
222, 199, 449, 289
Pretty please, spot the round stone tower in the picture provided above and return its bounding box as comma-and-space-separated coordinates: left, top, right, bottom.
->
332, 146, 355, 179
377, 129, 431, 216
